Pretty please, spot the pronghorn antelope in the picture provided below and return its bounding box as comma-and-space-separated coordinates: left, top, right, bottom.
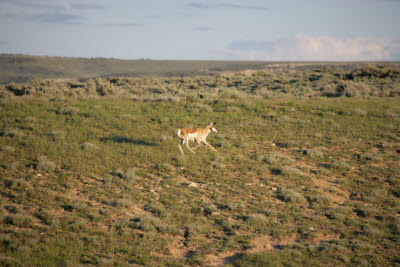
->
177, 122, 218, 155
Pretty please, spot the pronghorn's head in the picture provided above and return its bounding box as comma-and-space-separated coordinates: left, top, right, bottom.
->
209, 122, 218, 132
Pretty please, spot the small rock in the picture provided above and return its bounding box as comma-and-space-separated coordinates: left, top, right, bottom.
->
188, 182, 198, 188
264, 244, 273, 249
211, 212, 220, 216
271, 187, 277, 191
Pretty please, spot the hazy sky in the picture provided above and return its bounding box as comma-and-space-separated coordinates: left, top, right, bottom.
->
0, 0, 399, 60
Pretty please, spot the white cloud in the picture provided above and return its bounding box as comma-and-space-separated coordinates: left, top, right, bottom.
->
0, 0, 103, 10
225, 35, 400, 61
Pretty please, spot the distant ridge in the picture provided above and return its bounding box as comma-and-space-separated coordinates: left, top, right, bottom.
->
0, 54, 394, 84
0, 54, 268, 84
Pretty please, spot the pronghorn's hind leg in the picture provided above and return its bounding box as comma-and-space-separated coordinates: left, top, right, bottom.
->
185, 140, 196, 154
179, 140, 185, 155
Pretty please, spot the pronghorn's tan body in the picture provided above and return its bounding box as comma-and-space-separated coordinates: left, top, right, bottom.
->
177, 122, 218, 155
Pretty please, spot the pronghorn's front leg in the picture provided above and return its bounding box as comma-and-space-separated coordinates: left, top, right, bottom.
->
185, 139, 196, 154
192, 139, 202, 150
203, 140, 218, 153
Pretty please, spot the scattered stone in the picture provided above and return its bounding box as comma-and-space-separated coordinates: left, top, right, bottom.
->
264, 244, 273, 249
188, 182, 198, 188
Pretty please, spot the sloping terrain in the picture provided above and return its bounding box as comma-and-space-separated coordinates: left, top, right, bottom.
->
0, 65, 399, 266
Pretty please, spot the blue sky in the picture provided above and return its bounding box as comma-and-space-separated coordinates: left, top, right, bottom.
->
0, 0, 399, 60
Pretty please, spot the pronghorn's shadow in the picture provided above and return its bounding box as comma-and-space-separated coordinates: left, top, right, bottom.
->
100, 136, 157, 146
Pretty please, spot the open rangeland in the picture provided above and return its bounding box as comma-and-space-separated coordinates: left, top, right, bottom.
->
1, 64, 400, 266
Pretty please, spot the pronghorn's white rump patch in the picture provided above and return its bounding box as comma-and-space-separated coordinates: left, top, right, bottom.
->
177, 129, 181, 139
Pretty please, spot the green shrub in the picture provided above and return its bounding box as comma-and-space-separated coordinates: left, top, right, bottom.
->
383, 110, 399, 119
328, 161, 351, 171
278, 189, 307, 204
5, 213, 33, 227
356, 152, 383, 162
113, 197, 134, 208
264, 152, 292, 165
325, 206, 352, 221
363, 224, 383, 237
185, 223, 209, 237
307, 195, 331, 208
1, 145, 16, 153
304, 149, 324, 159
275, 141, 298, 148
363, 189, 387, 203
336, 81, 372, 97
6, 161, 19, 170
38, 209, 57, 226
80, 142, 99, 150
377, 141, 393, 152
36, 156, 56, 172
95, 78, 119, 96
350, 108, 367, 116
69, 220, 86, 232
351, 65, 399, 79
145, 202, 167, 218
159, 135, 172, 142
281, 166, 303, 178
59, 106, 80, 115
0, 255, 21, 266
124, 168, 137, 180
133, 215, 162, 232
157, 224, 184, 236
246, 214, 268, 226
212, 155, 226, 169
116, 168, 138, 183
3, 128, 24, 137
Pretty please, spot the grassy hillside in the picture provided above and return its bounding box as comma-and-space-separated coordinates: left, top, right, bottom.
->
0, 65, 400, 266
2, 64, 400, 99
